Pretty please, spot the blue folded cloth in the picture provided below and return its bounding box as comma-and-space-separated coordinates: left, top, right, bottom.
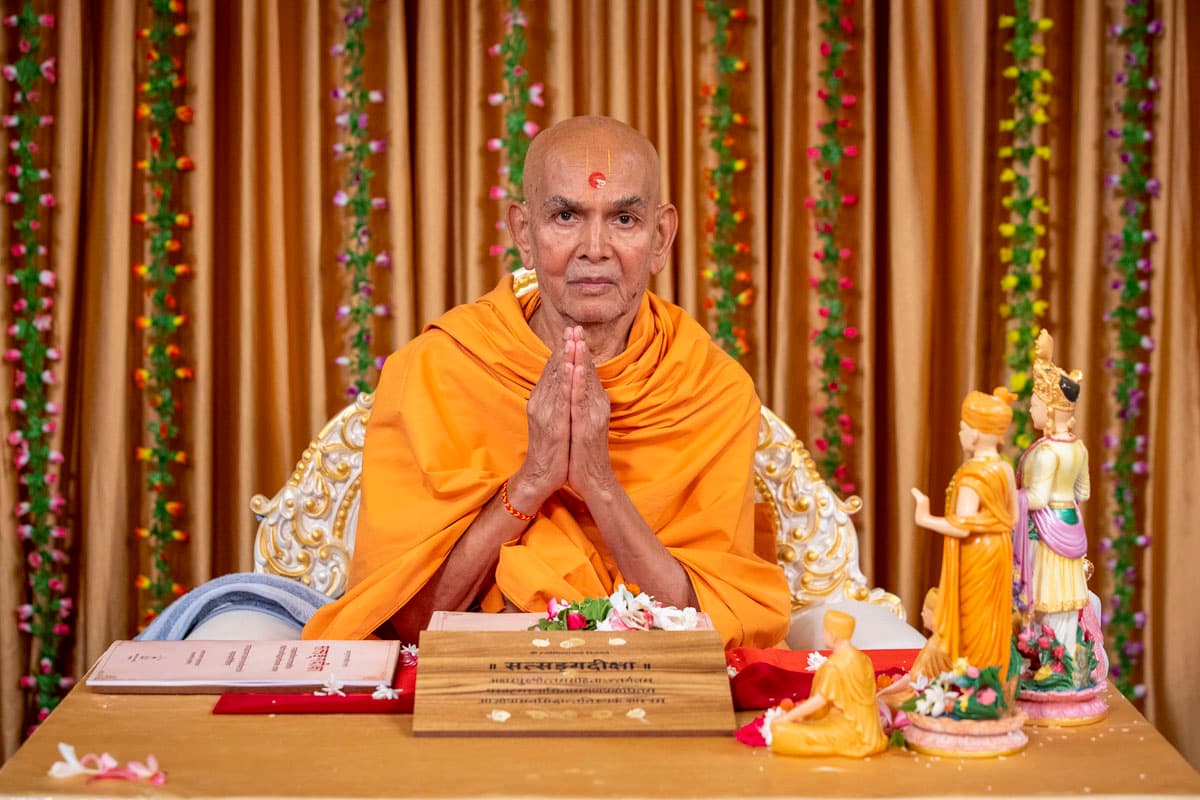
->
136, 572, 332, 641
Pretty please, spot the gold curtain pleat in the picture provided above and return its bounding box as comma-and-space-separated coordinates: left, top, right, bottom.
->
0, 0, 1197, 768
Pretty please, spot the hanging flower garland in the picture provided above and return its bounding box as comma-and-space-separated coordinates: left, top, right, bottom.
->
805, 0, 860, 495
486, 0, 541, 273
997, 3, 1054, 453
1099, 2, 1161, 703
132, 0, 194, 622
699, 1, 751, 359
2, 4, 72, 731
331, 0, 390, 397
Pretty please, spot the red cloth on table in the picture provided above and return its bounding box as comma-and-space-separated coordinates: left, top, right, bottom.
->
726, 647, 918, 710
212, 664, 416, 714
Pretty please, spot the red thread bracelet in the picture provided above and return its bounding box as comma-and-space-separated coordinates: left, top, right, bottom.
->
501, 480, 536, 521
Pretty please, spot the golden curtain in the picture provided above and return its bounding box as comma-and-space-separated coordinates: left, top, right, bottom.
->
0, 0, 1196, 768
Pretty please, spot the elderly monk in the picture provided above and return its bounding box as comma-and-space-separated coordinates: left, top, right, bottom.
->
303, 116, 791, 648
770, 610, 888, 758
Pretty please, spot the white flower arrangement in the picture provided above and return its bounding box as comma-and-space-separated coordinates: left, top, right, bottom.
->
536, 584, 701, 632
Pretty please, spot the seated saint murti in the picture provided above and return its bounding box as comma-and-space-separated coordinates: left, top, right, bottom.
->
302, 115, 792, 649
770, 609, 888, 758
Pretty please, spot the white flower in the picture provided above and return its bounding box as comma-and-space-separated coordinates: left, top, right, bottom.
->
400, 644, 419, 666
48, 743, 90, 778
313, 675, 346, 697
648, 604, 699, 631
608, 584, 654, 630
805, 651, 828, 672
727, 665, 739, 678
760, 706, 786, 747
915, 681, 957, 717
372, 684, 400, 700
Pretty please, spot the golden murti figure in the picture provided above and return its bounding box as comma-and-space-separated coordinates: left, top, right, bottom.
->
770, 610, 887, 758
910, 586, 953, 680
877, 587, 953, 710
1016, 329, 1091, 654
912, 388, 1018, 678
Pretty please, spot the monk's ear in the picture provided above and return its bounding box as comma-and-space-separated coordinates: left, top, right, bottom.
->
649, 203, 678, 276
507, 201, 534, 266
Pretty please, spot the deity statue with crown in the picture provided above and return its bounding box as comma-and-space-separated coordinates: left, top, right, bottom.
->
1012, 329, 1108, 726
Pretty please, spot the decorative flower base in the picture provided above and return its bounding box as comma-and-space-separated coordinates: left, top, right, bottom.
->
1017, 682, 1108, 727
902, 711, 1029, 758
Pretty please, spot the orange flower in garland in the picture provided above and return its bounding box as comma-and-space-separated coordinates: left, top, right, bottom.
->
805, 0, 860, 495
132, 0, 194, 621
3, 2, 74, 737
699, 1, 752, 359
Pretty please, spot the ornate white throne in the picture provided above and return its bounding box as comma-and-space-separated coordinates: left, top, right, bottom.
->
249, 325, 918, 648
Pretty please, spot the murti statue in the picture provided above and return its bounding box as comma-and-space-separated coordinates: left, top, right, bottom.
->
1015, 329, 1092, 659
912, 387, 1018, 677
910, 587, 953, 681
876, 587, 952, 710
899, 389, 1029, 758
770, 609, 887, 758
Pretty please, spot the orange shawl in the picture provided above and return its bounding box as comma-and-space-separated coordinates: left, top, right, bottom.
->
303, 276, 791, 648
934, 456, 1015, 676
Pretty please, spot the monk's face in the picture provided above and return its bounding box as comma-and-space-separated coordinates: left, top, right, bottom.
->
511, 123, 677, 329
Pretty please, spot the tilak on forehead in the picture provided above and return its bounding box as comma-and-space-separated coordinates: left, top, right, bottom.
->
584, 148, 611, 190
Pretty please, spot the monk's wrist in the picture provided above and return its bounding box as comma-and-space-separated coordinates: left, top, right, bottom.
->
578, 471, 620, 508
505, 473, 547, 517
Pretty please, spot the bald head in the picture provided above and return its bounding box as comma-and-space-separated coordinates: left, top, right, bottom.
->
507, 115, 678, 352
523, 116, 663, 208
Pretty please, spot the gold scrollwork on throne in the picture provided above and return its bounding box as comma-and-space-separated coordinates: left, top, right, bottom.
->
754, 407, 904, 620
250, 392, 372, 597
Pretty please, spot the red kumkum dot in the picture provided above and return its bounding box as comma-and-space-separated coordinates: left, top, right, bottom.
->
588, 171, 607, 189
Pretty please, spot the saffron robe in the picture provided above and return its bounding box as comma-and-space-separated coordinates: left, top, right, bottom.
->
935, 455, 1015, 677
771, 644, 888, 758
303, 276, 791, 648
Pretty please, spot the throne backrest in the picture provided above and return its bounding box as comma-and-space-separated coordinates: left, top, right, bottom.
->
252, 270, 902, 618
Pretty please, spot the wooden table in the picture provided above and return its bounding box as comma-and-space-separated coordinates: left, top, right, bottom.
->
1, 682, 1198, 799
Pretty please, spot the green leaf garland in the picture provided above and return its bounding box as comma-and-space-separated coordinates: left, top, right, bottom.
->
1099, 1, 1161, 703
996, 3, 1054, 454
487, 0, 540, 273
3, 2, 73, 734
132, 0, 194, 622
700, 1, 752, 360
807, 0, 860, 495
331, 0, 390, 397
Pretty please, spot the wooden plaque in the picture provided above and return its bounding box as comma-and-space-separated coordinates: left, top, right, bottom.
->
412, 630, 735, 736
